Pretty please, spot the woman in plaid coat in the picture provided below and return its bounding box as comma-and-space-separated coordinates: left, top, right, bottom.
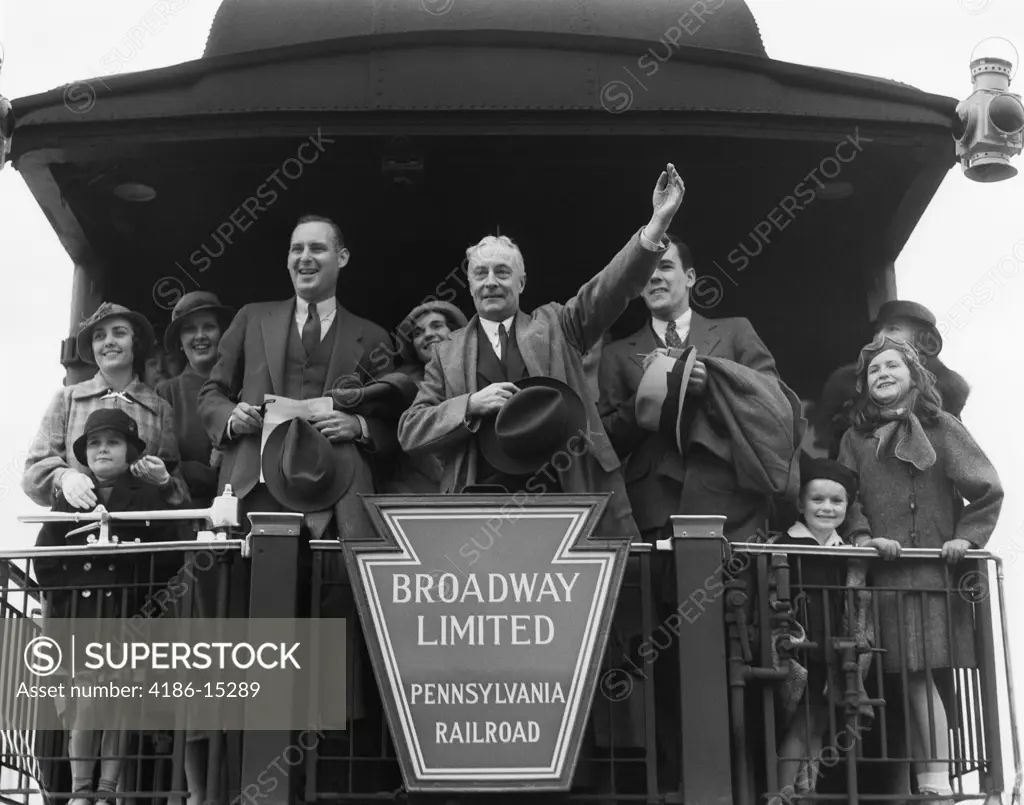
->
22, 303, 189, 509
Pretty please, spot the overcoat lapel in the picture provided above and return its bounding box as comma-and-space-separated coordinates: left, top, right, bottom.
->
261, 300, 295, 396
324, 305, 365, 393
514, 311, 544, 378
461, 316, 482, 395
687, 312, 721, 357
104, 474, 139, 512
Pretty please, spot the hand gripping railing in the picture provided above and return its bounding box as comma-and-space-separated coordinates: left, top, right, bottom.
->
15, 485, 242, 545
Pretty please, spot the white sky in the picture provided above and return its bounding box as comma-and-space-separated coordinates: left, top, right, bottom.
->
0, 0, 1022, 792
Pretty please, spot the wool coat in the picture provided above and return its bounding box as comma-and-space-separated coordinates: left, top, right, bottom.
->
157, 365, 219, 507
23, 373, 189, 508
397, 229, 669, 539
34, 471, 184, 619
599, 312, 782, 540
837, 411, 1002, 672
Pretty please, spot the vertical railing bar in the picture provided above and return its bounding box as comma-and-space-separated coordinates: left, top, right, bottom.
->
920, 589, 937, 766
942, 564, 962, 788
760, 553, 778, 803
895, 588, 913, 779
639, 550, 658, 798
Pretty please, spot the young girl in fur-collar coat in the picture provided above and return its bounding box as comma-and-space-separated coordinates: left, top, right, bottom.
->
838, 335, 1002, 804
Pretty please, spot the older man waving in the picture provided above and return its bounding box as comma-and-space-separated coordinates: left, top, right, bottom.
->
398, 164, 685, 538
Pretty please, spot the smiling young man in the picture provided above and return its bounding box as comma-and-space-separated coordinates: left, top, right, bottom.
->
598, 233, 782, 545
398, 164, 686, 539
197, 214, 397, 538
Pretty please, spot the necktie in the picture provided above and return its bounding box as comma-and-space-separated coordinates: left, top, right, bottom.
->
664, 320, 684, 349
302, 303, 321, 355
498, 323, 509, 364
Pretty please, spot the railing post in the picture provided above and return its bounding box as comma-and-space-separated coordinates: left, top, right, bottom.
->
669, 514, 734, 805
240, 512, 304, 805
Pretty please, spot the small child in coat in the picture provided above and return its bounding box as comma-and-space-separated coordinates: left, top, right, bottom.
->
838, 334, 1003, 804
771, 454, 861, 799
33, 408, 183, 805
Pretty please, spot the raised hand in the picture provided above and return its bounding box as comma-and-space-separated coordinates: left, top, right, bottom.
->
651, 163, 685, 225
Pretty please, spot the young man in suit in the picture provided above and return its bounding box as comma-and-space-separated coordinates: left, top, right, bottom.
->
598, 233, 780, 545
198, 214, 397, 539
398, 164, 686, 539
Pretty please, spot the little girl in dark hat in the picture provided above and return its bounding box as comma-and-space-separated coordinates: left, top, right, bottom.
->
33, 408, 183, 805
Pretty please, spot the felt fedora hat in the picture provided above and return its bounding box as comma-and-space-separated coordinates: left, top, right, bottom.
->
635, 346, 698, 454
261, 418, 355, 513
72, 408, 148, 466
478, 376, 588, 476
872, 300, 942, 356
76, 302, 157, 366
163, 291, 236, 353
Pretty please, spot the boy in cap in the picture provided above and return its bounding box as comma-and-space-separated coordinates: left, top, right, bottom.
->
33, 408, 182, 805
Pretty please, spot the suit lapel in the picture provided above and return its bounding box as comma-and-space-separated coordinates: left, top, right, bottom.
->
629, 325, 659, 372
460, 316, 481, 395
262, 300, 295, 396
687, 312, 721, 357
324, 304, 364, 392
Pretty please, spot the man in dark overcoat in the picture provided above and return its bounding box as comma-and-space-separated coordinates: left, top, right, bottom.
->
397, 164, 687, 539
598, 235, 784, 545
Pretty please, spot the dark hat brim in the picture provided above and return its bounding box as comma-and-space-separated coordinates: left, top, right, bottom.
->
76, 309, 157, 366
871, 301, 943, 355
72, 424, 148, 467
164, 304, 236, 353
260, 422, 356, 513
478, 376, 589, 477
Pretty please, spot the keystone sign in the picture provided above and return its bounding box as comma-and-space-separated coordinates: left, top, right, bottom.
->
345, 494, 631, 792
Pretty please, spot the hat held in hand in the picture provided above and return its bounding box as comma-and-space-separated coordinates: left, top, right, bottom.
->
635, 346, 698, 453
478, 377, 588, 476
261, 418, 355, 513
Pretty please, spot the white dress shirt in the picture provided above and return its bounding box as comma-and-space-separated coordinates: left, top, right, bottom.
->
479, 315, 516, 359
651, 308, 693, 347
295, 296, 338, 342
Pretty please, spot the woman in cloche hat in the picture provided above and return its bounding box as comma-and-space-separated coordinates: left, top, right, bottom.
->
156, 290, 236, 508
22, 302, 190, 510
339, 300, 468, 494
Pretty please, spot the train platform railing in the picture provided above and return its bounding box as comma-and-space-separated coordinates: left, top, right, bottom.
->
0, 502, 1018, 805
0, 490, 246, 805
726, 540, 1021, 805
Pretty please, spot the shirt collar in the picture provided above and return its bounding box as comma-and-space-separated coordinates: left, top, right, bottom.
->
479, 315, 516, 338
651, 308, 692, 335
296, 296, 337, 318
788, 521, 844, 547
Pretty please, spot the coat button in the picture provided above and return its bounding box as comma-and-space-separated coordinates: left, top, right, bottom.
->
83, 562, 92, 571
108, 565, 115, 572
81, 590, 92, 598
105, 591, 113, 598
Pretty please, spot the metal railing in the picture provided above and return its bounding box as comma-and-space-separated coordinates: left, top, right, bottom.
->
729, 542, 1021, 805
0, 504, 1017, 805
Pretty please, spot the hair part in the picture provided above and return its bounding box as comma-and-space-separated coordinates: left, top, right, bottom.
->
465, 234, 525, 275
295, 214, 346, 251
